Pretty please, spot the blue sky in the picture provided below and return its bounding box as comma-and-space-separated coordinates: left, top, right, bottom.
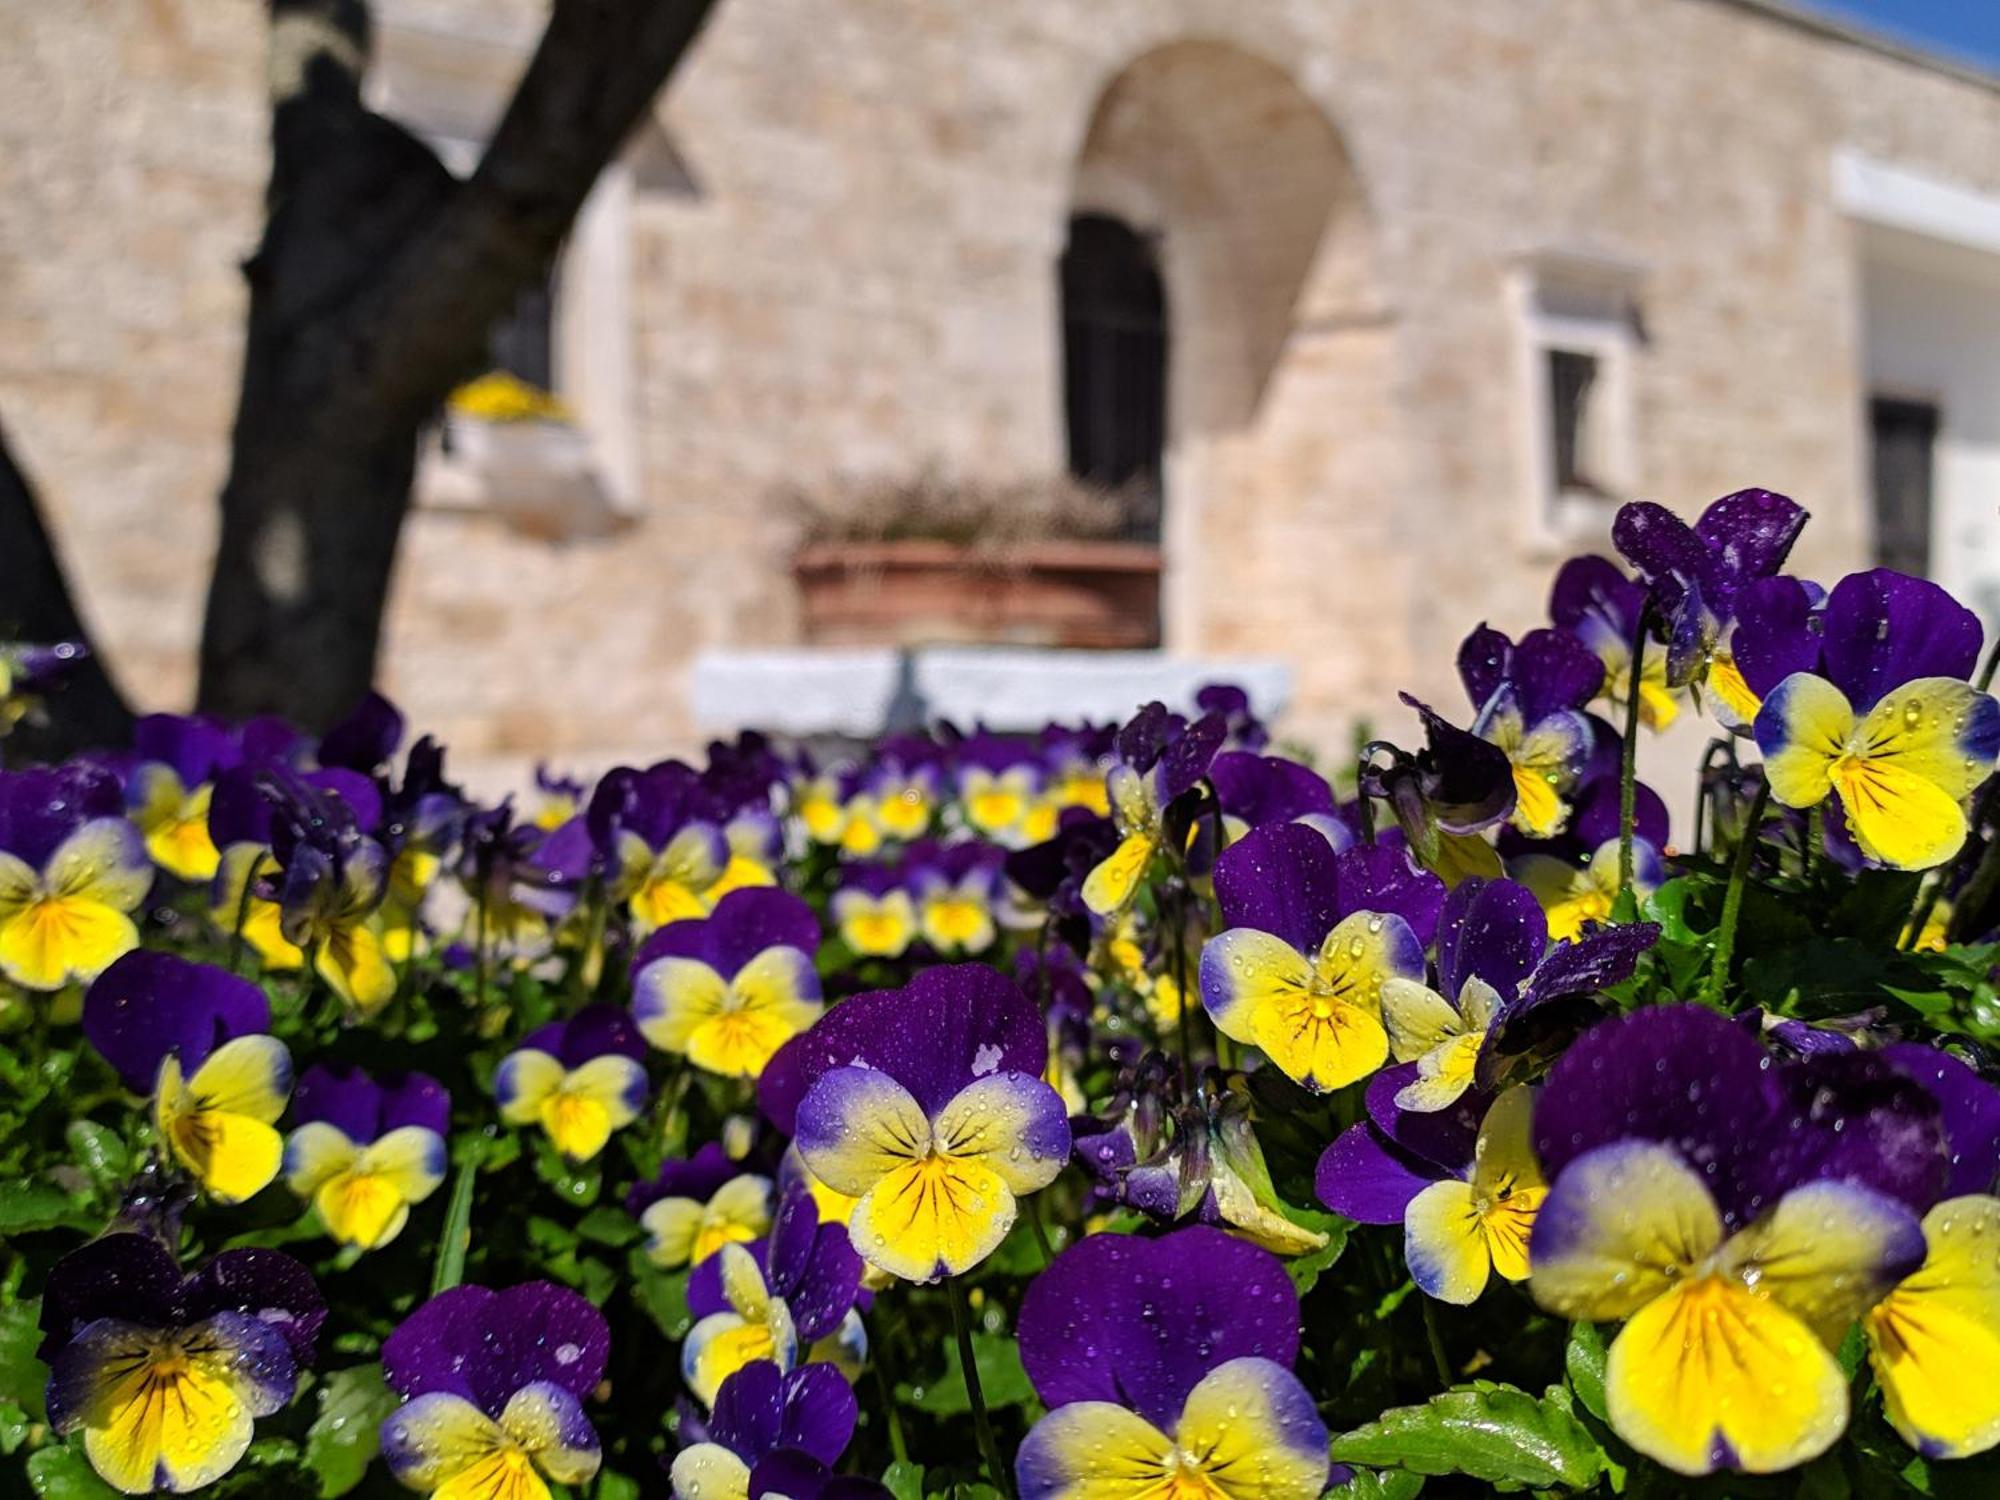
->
1799, 1, 2000, 74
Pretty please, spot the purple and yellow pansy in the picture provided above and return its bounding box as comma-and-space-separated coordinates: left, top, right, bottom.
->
632, 888, 824, 1079
830, 864, 918, 959
1080, 705, 1224, 916
1457, 625, 1601, 839
38, 1233, 323, 1494
629, 1143, 775, 1270
670, 1361, 864, 1500
772, 964, 1070, 1282
1014, 1227, 1330, 1500
283, 1063, 450, 1250
494, 1003, 650, 1163
379, 1282, 607, 1499
0, 764, 150, 991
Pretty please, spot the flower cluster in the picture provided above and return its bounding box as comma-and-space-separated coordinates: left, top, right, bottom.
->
6, 488, 2000, 1497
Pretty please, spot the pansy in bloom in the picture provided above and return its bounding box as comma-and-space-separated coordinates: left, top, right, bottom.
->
1198, 823, 1445, 1092
1456, 626, 1601, 838
1080, 703, 1225, 916
1513, 833, 1663, 943
125, 715, 244, 882
84, 951, 292, 1203
1612, 489, 1807, 711
633, 888, 823, 1079
670, 1361, 862, 1500
201, 759, 357, 974
682, 1190, 865, 1405
955, 736, 1044, 846
1380, 875, 1656, 1108
906, 838, 1004, 956
1753, 569, 2000, 869
264, 769, 399, 1014
494, 1003, 650, 1162
770, 963, 1070, 1281
1319, 1077, 1544, 1304
1550, 555, 1680, 731
38, 1232, 323, 1494
1528, 1005, 1943, 1475
1364, 697, 1517, 885
0, 764, 150, 990
629, 1142, 774, 1270
0, 640, 84, 737
1207, 748, 1343, 851
1014, 1226, 1329, 1500
829, 864, 917, 959
590, 761, 730, 931
380, 1282, 608, 1500
284, 1063, 449, 1250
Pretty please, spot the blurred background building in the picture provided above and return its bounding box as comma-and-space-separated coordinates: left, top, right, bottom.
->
8, 0, 2000, 780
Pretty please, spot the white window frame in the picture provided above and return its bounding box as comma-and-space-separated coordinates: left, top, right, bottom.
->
1508, 251, 1645, 552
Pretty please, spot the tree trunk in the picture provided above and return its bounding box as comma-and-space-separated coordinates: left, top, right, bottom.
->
198, 0, 719, 730
0, 415, 136, 758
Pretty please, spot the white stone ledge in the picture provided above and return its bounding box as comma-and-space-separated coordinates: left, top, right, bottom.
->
691, 648, 1291, 736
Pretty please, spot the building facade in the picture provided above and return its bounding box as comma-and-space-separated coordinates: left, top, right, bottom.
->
8, 0, 2000, 773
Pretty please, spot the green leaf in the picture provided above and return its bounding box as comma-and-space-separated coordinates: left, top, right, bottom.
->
430, 1136, 485, 1295
629, 1254, 692, 1341
592, 1470, 643, 1500
575, 1206, 641, 1248
27, 1443, 120, 1499
913, 1333, 1034, 1416
1334, 1471, 1426, 1500
0, 1295, 48, 1418
1280, 1208, 1351, 1296
1329, 1382, 1608, 1493
1563, 1322, 1609, 1423
63, 1121, 129, 1189
882, 1459, 927, 1500
302, 1362, 398, 1497
0, 1181, 95, 1235
1642, 877, 1712, 945
0, 1398, 32, 1455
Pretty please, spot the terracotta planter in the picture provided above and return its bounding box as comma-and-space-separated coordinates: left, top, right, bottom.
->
794, 540, 1162, 649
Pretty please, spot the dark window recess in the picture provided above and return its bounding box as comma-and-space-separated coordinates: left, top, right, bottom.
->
1870, 396, 1939, 577
1548, 349, 1608, 498
1061, 213, 1167, 543
489, 276, 555, 391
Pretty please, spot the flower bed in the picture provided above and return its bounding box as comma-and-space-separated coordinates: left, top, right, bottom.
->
2, 489, 1998, 1498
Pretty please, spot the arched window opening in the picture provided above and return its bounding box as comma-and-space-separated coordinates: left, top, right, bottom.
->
1061, 213, 1168, 543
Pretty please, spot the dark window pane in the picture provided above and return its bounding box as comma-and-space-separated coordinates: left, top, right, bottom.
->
1548, 349, 1604, 497
1870, 397, 1938, 577
1061, 214, 1167, 542
489, 277, 555, 391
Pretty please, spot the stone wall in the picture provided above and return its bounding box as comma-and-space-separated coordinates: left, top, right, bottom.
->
8, 0, 2000, 776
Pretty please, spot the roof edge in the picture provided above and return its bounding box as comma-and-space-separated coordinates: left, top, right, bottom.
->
1709, 0, 2000, 94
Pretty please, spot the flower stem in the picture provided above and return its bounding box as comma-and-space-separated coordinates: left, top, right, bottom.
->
870, 1327, 910, 1466
1703, 780, 1770, 1007
1421, 1295, 1453, 1386
1618, 602, 1653, 894
1025, 1192, 1054, 1268
948, 1277, 1014, 1500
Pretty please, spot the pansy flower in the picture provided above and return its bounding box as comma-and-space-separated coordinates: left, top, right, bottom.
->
1198, 823, 1445, 1092
494, 1003, 650, 1162
1550, 555, 1680, 730
1014, 1227, 1329, 1500
1365, 697, 1516, 884
1080, 704, 1225, 916
829, 864, 917, 959
670, 1362, 862, 1500
1612, 489, 1807, 704
633, 888, 823, 1080
283, 1064, 449, 1250
263, 769, 398, 1014
629, 1142, 775, 1270
590, 762, 730, 931
682, 1190, 865, 1406
1207, 748, 1342, 850
529, 764, 586, 830
1753, 568, 2000, 869
1527, 1006, 1941, 1475
84, 951, 292, 1203
906, 838, 1004, 956
38, 1232, 324, 1495
379, 1282, 607, 1499
203, 761, 367, 974
955, 736, 1044, 846
1513, 833, 1662, 942
1318, 1078, 1544, 1304
1037, 722, 1114, 819
1457, 626, 1600, 838
769, 964, 1070, 1282
0, 764, 150, 990
124, 715, 244, 882
0, 640, 84, 736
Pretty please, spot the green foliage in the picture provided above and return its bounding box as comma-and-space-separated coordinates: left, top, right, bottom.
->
1329, 1382, 1611, 1493
301, 1364, 398, 1498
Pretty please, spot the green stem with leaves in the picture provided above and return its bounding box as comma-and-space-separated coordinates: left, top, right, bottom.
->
949, 1277, 1014, 1500
1703, 781, 1771, 1007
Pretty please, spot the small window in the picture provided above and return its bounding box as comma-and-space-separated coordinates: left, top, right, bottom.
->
1547, 349, 1611, 499
1060, 213, 1168, 543
1870, 396, 1939, 577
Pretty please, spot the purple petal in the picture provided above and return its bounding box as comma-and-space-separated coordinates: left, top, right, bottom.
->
83, 951, 270, 1092
132, 714, 242, 787
1435, 878, 1547, 1005
316, 691, 405, 773
36, 1233, 184, 1360
184, 1248, 327, 1364
1694, 488, 1808, 592
634, 887, 821, 977
1153, 712, 1226, 805
1522, 922, 1659, 1006
1613, 501, 1707, 618
1756, 1052, 1948, 1214
1512, 629, 1607, 725
628, 1143, 741, 1217
382, 1286, 492, 1402
1549, 555, 1644, 635
1402, 696, 1518, 835
1315, 1122, 1442, 1224
1366, 1065, 1484, 1173
709, 1360, 785, 1460
1332, 843, 1447, 949
776, 1364, 859, 1464
1570, 774, 1670, 851
1212, 822, 1344, 955
1457, 624, 1515, 713
1820, 569, 1983, 711
0, 764, 125, 867
1208, 752, 1335, 828
1884, 1044, 2000, 1198
758, 964, 1044, 1128
766, 1195, 862, 1344
1730, 576, 1823, 699
1015, 1225, 1300, 1432
1533, 1005, 1779, 1228
379, 1071, 452, 1137
292, 1063, 387, 1142
557, 1003, 649, 1066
